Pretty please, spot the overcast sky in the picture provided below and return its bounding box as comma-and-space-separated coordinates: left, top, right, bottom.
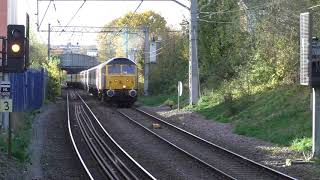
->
27, 0, 190, 45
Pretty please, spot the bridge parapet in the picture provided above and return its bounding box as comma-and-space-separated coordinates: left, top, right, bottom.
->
59, 53, 99, 73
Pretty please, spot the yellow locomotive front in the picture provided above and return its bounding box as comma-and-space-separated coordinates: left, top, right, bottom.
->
103, 58, 138, 106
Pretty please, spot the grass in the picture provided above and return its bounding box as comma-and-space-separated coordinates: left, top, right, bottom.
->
139, 85, 313, 152
0, 110, 40, 162
290, 137, 312, 151
194, 85, 312, 149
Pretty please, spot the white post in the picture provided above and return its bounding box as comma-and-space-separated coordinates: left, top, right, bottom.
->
178, 82, 180, 110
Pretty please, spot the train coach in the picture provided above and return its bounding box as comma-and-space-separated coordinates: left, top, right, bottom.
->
66, 74, 82, 88
80, 57, 138, 106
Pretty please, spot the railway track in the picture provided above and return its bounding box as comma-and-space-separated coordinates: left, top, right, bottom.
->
117, 108, 297, 180
67, 91, 156, 180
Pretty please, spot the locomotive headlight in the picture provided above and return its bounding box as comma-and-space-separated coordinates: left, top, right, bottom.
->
107, 90, 114, 97
129, 90, 137, 97
123, 85, 126, 88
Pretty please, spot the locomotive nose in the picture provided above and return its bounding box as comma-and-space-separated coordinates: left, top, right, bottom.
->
129, 90, 137, 97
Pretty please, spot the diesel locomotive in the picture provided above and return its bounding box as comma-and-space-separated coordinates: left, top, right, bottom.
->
80, 57, 138, 106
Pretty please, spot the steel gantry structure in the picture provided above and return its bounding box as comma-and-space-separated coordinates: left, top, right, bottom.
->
37, 0, 200, 105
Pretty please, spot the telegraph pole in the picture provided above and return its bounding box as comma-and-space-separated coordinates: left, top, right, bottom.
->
189, 0, 199, 104
144, 27, 150, 96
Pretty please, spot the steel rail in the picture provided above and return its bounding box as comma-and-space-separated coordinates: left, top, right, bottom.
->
76, 92, 157, 180
67, 93, 94, 180
117, 109, 236, 180
75, 105, 117, 179
79, 105, 139, 180
134, 108, 298, 180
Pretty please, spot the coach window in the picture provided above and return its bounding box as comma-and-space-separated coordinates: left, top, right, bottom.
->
108, 64, 121, 74
122, 65, 136, 74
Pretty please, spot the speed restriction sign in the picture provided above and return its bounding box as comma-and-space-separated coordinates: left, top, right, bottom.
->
0, 99, 12, 112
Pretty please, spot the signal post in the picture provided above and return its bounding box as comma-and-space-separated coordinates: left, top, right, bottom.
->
300, 12, 320, 158
1, 0, 30, 159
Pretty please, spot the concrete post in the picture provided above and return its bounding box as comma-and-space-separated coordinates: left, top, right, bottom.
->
144, 27, 150, 96
189, 0, 199, 105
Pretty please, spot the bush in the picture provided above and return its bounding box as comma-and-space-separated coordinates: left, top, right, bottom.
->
0, 110, 39, 162
44, 59, 61, 101
164, 99, 174, 109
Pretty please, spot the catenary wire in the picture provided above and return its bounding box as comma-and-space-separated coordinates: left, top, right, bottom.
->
107, 0, 144, 45
39, 1, 52, 29
60, 0, 87, 35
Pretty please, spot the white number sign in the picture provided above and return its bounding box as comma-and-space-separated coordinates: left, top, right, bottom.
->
0, 99, 12, 112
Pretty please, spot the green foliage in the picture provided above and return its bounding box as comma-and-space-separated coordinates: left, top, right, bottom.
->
164, 99, 174, 107
186, 0, 320, 148
196, 0, 320, 93
29, 31, 47, 69
97, 10, 168, 61
198, 0, 252, 91
102, 1, 319, 149
0, 111, 39, 162
290, 138, 312, 152
148, 34, 188, 95
194, 85, 311, 146
44, 58, 61, 101
28, 30, 61, 101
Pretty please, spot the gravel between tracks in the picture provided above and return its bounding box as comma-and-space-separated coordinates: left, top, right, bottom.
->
78, 91, 223, 180
140, 106, 320, 180
120, 108, 279, 179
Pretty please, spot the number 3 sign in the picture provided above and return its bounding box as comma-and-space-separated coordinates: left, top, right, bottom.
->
0, 99, 12, 112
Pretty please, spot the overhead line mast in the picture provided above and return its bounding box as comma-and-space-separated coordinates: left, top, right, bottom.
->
37, 0, 199, 105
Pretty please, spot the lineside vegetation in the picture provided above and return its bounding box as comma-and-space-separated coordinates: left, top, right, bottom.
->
136, 1, 320, 154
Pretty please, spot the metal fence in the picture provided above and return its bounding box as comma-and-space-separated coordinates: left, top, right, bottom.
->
10, 68, 47, 112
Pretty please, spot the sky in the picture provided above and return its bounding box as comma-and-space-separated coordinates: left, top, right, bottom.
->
26, 0, 190, 45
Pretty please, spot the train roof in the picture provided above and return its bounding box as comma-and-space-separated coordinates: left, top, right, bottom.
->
81, 57, 136, 73
105, 57, 136, 65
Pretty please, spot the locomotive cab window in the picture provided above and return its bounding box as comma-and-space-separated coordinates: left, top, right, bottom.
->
122, 65, 136, 74
108, 64, 121, 74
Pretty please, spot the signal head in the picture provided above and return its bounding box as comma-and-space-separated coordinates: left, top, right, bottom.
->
11, 43, 21, 53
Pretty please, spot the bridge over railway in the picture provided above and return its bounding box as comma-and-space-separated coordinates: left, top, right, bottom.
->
59, 53, 99, 74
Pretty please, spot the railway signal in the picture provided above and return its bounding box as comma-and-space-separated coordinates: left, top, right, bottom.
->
300, 11, 320, 158
6, 24, 26, 73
